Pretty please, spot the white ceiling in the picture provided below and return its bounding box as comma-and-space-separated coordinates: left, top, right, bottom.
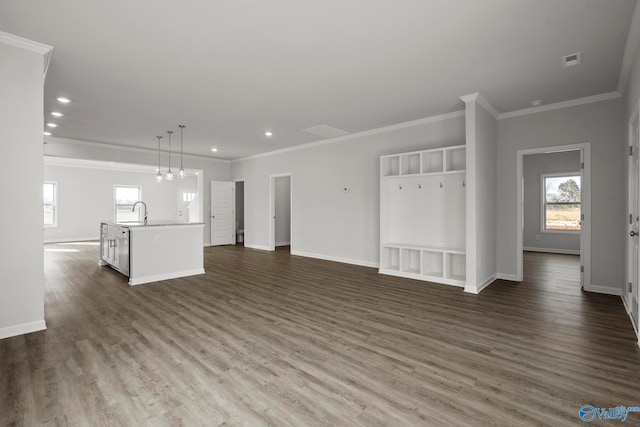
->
1, 0, 638, 160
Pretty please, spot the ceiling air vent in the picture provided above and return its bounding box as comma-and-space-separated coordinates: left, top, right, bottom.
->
562, 52, 581, 68
303, 124, 350, 138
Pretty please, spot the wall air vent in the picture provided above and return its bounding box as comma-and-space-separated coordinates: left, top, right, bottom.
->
562, 52, 581, 68
303, 124, 350, 138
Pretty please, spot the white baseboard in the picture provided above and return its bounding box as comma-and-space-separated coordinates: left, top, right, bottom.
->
497, 273, 519, 282
129, 268, 205, 286
44, 237, 97, 244
0, 320, 47, 340
244, 243, 273, 251
523, 247, 580, 255
587, 285, 622, 296
622, 296, 639, 342
464, 274, 497, 295
291, 250, 378, 268
379, 268, 465, 287
622, 295, 632, 314
276, 241, 291, 247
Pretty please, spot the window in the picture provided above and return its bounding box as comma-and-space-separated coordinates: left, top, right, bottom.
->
43, 182, 57, 227
542, 173, 581, 232
182, 192, 196, 202
114, 186, 141, 223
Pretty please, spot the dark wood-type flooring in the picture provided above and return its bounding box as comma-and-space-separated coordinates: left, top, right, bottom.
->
1, 244, 639, 426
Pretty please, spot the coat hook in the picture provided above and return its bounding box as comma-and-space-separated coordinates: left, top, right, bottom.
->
439, 182, 443, 188
418, 183, 422, 189
462, 180, 466, 187
399, 184, 402, 190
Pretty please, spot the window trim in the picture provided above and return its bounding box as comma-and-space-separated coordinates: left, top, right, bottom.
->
540, 171, 581, 234
114, 185, 142, 223
43, 181, 58, 228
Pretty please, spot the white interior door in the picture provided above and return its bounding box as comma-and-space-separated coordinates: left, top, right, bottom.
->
628, 112, 640, 332
579, 150, 585, 289
269, 173, 292, 251
210, 181, 235, 246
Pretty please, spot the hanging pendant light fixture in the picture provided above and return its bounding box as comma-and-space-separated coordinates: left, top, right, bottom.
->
155, 136, 164, 182
165, 130, 174, 181
178, 124, 186, 178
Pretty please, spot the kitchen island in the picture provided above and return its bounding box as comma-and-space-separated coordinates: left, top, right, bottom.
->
100, 220, 205, 285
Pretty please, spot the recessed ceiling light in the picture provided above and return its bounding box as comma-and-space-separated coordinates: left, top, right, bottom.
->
211, 147, 218, 152
264, 131, 273, 137
51, 111, 63, 117
531, 100, 543, 107
46, 123, 57, 128
43, 131, 52, 136
57, 97, 71, 103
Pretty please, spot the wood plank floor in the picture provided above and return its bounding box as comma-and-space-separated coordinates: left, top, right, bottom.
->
1, 244, 639, 426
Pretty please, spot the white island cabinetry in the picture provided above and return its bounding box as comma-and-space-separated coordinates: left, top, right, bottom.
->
100, 221, 205, 286
380, 145, 466, 287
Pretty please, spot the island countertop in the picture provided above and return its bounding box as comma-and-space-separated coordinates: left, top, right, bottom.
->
102, 220, 204, 228
100, 221, 205, 285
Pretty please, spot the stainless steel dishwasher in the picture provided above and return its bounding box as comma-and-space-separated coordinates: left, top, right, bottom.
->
100, 223, 130, 277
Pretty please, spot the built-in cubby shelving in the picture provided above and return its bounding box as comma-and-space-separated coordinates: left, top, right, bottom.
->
380, 145, 466, 287
380, 244, 466, 286
422, 150, 444, 174
381, 145, 466, 178
381, 156, 400, 177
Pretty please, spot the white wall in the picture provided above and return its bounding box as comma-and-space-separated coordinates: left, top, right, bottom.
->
463, 98, 497, 293
624, 6, 640, 123
497, 98, 625, 292
274, 175, 291, 246
44, 163, 198, 242
523, 151, 581, 253
44, 137, 231, 245
0, 37, 49, 339
232, 113, 465, 264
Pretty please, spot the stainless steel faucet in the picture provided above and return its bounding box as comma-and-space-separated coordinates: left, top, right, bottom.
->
132, 201, 148, 225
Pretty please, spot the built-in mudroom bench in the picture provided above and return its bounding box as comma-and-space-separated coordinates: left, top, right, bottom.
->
379, 145, 466, 287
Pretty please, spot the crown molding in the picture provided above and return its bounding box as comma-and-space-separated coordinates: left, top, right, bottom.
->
475, 94, 500, 119
44, 155, 201, 176
498, 91, 622, 120
43, 47, 53, 78
0, 31, 53, 76
617, 1, 640, 94
45, 136, 231, 164
459, 93, 478, 103
233, 110, 465, 162
459, 92, 499, 119
0, 31, 52, 54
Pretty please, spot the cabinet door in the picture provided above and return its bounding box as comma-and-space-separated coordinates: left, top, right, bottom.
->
101, 236, 109, 261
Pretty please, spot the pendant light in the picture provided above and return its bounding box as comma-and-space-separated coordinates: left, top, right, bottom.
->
156, 136, 163, 182
178, 124, 186, 178
165, 130, 174, 181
